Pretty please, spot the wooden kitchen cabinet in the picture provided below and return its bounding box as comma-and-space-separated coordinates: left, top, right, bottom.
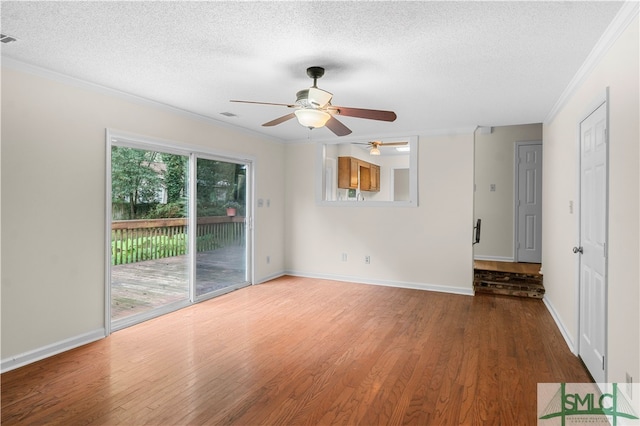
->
360, 164, 371, 191
370, 164, 380, 192
338, 156, 359, 189
338, 156, 380, 192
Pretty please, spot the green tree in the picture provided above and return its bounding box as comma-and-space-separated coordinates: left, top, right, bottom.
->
164, 154, 187, 203
111, 146, 163, 219
196, 160, 246, 216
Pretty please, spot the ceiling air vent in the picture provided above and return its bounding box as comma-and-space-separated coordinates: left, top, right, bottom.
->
220, 112, 237, 117
1, 34, 18, 43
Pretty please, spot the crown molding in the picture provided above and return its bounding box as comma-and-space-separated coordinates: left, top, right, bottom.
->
2, 56, 474, 144
1, 56, 284, 144
544, 1, 639, 124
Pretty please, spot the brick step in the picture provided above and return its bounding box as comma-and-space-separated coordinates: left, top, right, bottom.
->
474, 284, 545, 299
474, 269, 542, 285
474, 269, 545, 299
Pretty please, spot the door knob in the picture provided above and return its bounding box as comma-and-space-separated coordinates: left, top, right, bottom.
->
573, 246, 583, 254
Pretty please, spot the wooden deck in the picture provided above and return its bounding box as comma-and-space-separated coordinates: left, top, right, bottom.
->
111, 245, 246, 320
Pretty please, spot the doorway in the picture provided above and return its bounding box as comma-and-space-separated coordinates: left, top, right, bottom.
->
393, 168, 410, 201
473, 125, 544, 297
107, 133, 251, 331
577, 100, 608, 383
473, 125, 543, 261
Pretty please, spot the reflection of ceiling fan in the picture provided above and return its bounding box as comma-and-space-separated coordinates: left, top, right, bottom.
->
230, 66, 397, 137
353, 140, 408, 155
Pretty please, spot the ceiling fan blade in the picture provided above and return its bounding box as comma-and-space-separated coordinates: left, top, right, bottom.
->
230, 100, 296, 108
330, 106, 397, 122
325, 116, 352, 137
262, 113, 296, 127
379, 142, 408, 146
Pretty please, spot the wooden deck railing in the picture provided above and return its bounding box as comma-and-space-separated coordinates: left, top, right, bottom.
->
111, 216, 245, 265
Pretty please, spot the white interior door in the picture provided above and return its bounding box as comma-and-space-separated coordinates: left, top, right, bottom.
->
515, 142, 542, 263
578, 101, 608, 383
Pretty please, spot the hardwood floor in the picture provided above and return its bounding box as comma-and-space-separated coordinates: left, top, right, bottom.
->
1, 276, 590, 425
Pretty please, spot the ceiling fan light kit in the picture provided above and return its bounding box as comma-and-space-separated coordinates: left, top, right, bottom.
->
294, 109, 331, 128
370, 146, 381, 155
230, 66, 397, 136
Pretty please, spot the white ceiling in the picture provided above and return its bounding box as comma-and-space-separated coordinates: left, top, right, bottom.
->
1, 1, 625, 142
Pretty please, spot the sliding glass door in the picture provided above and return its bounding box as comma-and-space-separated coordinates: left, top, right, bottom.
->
110, 145, 190, 327
108, 134, 251, 330
195, 157, 248, 299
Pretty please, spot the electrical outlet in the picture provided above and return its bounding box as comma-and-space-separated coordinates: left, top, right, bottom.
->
341, 253, 347, 262
365, 255, 370, 264
266, 256, 270, 264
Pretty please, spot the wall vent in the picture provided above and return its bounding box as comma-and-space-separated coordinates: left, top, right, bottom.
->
0, 34, 18, 44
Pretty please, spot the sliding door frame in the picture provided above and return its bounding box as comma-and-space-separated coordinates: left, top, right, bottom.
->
105, 129, 254, 336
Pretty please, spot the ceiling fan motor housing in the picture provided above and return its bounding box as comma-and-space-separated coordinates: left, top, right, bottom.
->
296, 87, 333, 109
296, 89, 313, 108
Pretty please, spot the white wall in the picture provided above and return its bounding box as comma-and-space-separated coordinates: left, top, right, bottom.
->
1, 67, 286, 365
284, 133, 474, 293
474, 124, 543, 260
543, 16, 639, 384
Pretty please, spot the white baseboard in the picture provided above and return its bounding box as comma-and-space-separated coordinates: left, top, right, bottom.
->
255, 271, 286, 284
473, 255, 514, 262
542, 296, 577, 355
1, 328, 106, 373
284, 270, 474, 296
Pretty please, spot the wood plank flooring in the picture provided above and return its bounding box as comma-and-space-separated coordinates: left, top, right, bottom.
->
474, 260, 542, 276
1, 276, 590, 425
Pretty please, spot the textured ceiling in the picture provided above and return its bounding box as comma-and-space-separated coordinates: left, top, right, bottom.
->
1, 1, 625, 142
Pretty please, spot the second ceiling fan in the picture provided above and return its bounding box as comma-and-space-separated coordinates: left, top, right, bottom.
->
353, 140, 408, 155
230, 66, 397, 136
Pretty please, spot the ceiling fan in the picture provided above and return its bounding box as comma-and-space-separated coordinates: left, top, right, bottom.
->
353, 140, 408, 155
230, 66, 397, 136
